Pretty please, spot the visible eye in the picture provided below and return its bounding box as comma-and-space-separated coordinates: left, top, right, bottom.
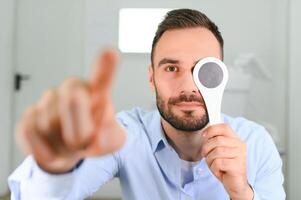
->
165, 66, 179, 72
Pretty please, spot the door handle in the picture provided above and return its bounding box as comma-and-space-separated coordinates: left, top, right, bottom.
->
14, 73, 30, 91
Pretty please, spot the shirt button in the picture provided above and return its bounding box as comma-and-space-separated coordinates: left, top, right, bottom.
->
197, 168, 203, 174
182, 196, 191, 200
181, 193, 192, 200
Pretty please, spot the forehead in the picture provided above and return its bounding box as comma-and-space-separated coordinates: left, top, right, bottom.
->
153, 27, 221, 66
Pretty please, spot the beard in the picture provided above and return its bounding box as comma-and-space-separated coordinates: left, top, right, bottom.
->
155, 88, 209, 132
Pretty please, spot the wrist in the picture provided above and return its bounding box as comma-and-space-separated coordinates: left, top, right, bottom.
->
230, 183, 254, 200
36, 158, 83, 174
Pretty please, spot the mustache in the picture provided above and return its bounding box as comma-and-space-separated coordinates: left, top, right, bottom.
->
168, 94, 204, 105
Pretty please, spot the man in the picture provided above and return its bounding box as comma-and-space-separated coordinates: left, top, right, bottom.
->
8, 9, 285, 200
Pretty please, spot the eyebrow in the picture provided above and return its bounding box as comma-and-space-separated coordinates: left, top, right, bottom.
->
157, 58, 201, 68
157, 58, 179, 68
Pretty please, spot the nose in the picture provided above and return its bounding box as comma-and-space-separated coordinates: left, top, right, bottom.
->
178, 71, 199, 95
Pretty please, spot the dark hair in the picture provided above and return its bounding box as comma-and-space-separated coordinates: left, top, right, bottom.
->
151, 8, 224, 66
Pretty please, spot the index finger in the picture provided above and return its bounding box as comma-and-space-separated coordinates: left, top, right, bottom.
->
89, 49, 119, 92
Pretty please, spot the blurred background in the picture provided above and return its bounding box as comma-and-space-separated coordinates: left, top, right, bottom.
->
0, 0, 300, 199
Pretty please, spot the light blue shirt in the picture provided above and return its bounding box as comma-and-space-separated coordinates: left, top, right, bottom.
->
8, 107, 285, 200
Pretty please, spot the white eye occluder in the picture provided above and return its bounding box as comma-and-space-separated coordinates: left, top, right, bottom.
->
193, 57, 228, 125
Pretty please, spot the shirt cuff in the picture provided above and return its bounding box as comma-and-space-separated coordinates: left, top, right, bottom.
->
26, 160, 76, 197
8, 156, 79, 199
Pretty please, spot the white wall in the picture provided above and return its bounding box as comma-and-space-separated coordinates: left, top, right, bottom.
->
0, 0, 15, 195
287, 0, 301, 198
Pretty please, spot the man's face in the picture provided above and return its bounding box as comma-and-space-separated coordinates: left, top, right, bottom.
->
149, 27, 222, 132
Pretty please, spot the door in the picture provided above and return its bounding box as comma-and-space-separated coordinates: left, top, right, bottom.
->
11, 0, 84, 169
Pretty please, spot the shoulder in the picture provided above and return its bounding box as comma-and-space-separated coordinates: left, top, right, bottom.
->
223, 114, 282, 176
116, 107, 157, 132
117, 107, 148, 124
223, 114, 280, 164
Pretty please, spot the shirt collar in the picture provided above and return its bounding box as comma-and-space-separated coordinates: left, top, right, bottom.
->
144, 110, 229, 153
142, 109, 170, 153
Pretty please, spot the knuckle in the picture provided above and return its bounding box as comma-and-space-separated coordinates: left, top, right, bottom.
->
18, 120, 33, 142
212, 159, 220, 169
215, 136, 224, 144
61, 77, 83, 90
59, 78, 89, 99
216, 146, 225, 155
206, 156, 212, 165
42, 89, 56, 100
59, 89, 75, 107
221, 159, 226, 166
74, 86, 89, 98
216, 159, 224, 167
64, 137, 81, 150
38, 89, 57, 108
22, 106, 36, 118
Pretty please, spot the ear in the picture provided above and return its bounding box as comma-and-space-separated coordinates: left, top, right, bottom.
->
148, 64, 155, 92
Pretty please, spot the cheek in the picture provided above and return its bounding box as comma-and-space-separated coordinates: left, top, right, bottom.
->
154, 82, 171, 105
156, 74, 180, 94
155, 80, 179, 102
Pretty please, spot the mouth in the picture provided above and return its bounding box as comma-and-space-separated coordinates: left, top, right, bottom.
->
174, 102, 204, 110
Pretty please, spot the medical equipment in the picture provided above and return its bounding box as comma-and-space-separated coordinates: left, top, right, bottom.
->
193, 57, 229, 125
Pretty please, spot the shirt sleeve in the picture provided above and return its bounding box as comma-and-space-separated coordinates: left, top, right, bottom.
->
7, 112, 134, 200
8, 153, 120, 200
249, 127, 286, 200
